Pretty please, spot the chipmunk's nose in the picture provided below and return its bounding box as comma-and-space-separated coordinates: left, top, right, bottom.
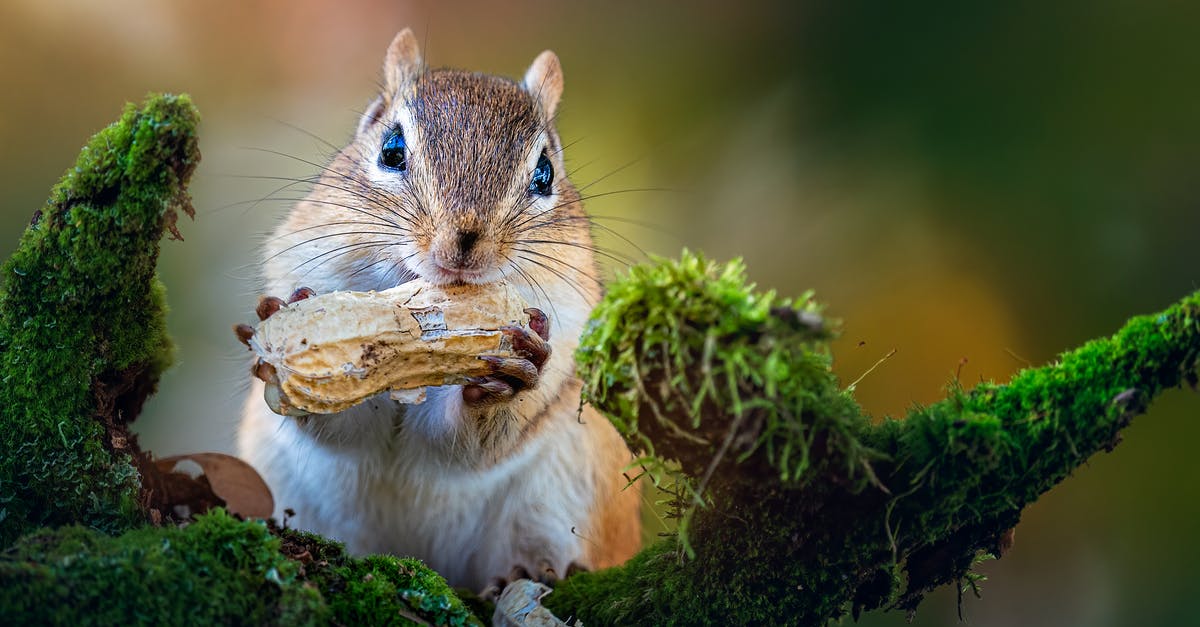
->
456, 230, 480, 258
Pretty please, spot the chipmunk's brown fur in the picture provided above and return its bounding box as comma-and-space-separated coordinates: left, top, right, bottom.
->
238, 29, 640, 591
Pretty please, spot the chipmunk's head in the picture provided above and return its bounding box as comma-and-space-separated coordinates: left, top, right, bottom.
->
346, 28, 584, 287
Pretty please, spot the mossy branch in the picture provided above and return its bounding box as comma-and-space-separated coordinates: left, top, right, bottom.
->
1, 98, 1198, 626
0, 95, 480, 626
547, 254, 1200, 625
0, 94, 199, 547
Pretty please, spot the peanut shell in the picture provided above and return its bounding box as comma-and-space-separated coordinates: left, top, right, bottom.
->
250, 280, 528, 414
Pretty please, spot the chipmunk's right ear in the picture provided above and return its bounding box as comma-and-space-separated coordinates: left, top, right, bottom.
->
360, 29, 423, 136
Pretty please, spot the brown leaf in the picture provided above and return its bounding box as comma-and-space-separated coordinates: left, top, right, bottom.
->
155, 453, 274, 519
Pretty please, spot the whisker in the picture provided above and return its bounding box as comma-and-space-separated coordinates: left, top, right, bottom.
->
503, 188, 666, 235
514, 254, 596, 306
218, 198, 406, 233
510, 247, 603, 287
350, 252, 415, 284
587, 212, 676, 235
269, 219, 408, 244
266, 117, 342, 153
294, 241, 401, 278
274, 196, 411, 229
229, 171, 419, 226
281, 236, 402, 270
516, 215, 648, 260
205, 175, 322, 216
512, 238, 636, 267
504, 255, 560, 325
240, 147, 358, 183
265, 230, 410, 264
576, 156, 643, 195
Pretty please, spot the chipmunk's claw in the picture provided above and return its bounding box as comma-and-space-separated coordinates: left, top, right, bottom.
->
463, 311, 551, 407
256, 295, 284, 321
245, 287, 317, 418
234, 323, 255, 348
481, 354, 540, 384
479, 560, 564, 602
462, 376, 515, 405
256, 286, 315, 321
287, 286, 316, 303
524, 307, 550, 341
502, 322, 551, 369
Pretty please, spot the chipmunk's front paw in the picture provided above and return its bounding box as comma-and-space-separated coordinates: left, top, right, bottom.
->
462, 308, 551, 407
480, 559, 589, 602
234, 287, 316, 417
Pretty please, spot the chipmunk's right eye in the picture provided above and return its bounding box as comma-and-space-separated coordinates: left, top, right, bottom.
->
379, 129, 407, 172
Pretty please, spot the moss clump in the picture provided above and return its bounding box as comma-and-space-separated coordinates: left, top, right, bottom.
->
0, 509, 480, 626
577, 252, 877, 488
0, 93, 200, 547
277, 527, 482, 626
0, 509, 323, 625
551, 253, 1200, 625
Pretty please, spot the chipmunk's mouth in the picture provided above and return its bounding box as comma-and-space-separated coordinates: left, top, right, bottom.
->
423, 261, 503, 286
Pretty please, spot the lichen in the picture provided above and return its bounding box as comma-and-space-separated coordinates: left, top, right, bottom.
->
0, 93, 200, 547
550, 253, 1200, 625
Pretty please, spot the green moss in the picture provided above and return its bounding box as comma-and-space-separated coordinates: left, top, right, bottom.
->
577, 252, 876, 488
551, 254, 1200, 625
0, 509, 479, 626
0, 94, 481, 626
0, 94, 199, 547
872, 289, 1200, 609
277, 528, 481, 626
325, 555, 478, 626
0, 509, 323, 625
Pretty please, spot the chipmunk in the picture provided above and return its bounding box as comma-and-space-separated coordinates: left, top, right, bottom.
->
236, 29, 641, 593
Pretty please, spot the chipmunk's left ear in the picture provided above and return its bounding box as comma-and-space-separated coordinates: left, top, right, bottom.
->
524, 51, 564, 119
384, 28, 423, 97
359, 28, 423, 136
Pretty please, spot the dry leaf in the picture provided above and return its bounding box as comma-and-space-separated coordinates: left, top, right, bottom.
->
155, 453, 274, 519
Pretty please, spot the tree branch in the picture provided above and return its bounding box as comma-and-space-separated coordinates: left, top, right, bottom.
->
548, 253, 1200, 625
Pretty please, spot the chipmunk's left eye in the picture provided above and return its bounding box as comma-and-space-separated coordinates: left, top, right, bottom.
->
379, 128, 406, 172
529, 152, 553, 196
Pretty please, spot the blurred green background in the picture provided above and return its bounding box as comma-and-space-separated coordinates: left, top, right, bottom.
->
2, 1, 1198, 624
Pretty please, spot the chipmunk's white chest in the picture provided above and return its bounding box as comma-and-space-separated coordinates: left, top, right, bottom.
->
238, 383, 592, 590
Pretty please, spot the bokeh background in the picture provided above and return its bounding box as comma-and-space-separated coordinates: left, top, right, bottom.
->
2, 1, 1198, 624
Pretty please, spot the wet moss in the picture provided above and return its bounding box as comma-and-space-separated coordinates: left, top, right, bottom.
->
0, 93, 200, 547
551, 253, 1200, 625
